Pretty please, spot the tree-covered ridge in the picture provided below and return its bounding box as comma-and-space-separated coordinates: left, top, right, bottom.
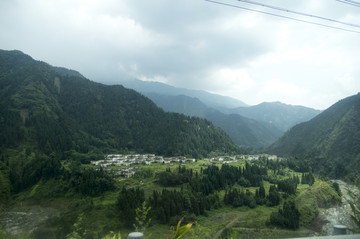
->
143, 93, 283, 148
269, 93, 360, 180
0, 49, 242, 158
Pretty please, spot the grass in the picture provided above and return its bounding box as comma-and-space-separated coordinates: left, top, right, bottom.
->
4, 158, 334, 239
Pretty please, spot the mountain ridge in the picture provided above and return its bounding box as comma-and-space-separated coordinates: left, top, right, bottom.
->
116, 79, 320, 133
227, 101, 321, 132
144, 92, 283, 148
268, 93, 360, 180
0, 49, 242, 158
116, 78, 249, 110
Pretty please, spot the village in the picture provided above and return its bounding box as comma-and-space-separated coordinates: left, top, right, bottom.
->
90, 153, 278, 178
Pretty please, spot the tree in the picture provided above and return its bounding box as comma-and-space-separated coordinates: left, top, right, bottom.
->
267, 186, 280, 206
270, 200, 300, 229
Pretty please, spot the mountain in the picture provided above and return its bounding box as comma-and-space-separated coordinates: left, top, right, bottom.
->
119, 80, 320, 147
227, 102, 321, 132
117, 78, 248, 110
0, 49, 241, 158
144, 93, 283, 148
269, 93, 360, 180
143, 93, 209, 118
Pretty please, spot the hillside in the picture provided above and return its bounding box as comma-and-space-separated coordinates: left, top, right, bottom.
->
143, 93, 283, 148
228, 102, 321, 132
0, 49, 241, 159
269, 93, 360, 180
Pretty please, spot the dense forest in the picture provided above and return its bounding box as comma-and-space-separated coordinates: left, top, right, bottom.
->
269, 93, 360, 181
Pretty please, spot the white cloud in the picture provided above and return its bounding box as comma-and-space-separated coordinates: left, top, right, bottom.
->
208, 67, 255, 93
139, 75, 169, 84
1, 0, 359, 109
256, 79, 309, 104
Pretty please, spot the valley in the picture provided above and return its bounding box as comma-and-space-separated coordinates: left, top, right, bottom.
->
0, 50, 359, 238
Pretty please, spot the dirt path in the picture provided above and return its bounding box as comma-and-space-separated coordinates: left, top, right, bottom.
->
213, 211, 252, 239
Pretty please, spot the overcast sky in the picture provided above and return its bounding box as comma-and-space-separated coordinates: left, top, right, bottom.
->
1, 0, 360, 109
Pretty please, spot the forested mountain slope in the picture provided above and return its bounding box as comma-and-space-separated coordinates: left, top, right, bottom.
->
269, 93, 360, 180
0, 50, 241, 158
143, 93, 283, 148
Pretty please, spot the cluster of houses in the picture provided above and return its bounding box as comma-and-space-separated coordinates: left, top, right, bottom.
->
203, 154, 278, 163
90, 153, 278, 178
90, 154, 196, 177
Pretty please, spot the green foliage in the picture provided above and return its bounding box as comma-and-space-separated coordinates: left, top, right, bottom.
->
156, 167, 192, 187
296, 181, 341, 226
224, 188, 256, 208
269, 93, 360, 180
117, 187, 145, 228
68, 167, 115, 196
133, 201, 152, 233
301, 172, 315, 186
167, 217, 194, 239
133, 168, 154, 179
269, 200, 300, 230
267, 185, 280, 206
277, 178, 298, 195
0, 166, 10, 201
101, 231, 122, 239
332, 182, 342, 197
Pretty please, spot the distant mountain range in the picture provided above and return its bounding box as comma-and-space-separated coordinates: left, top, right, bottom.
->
269, 93, 360, 179
0, 49, 241, 158
118, 79, 248, 110
118, 79, 320, 148
143, 93, 283, 148
226, 102, 321, 132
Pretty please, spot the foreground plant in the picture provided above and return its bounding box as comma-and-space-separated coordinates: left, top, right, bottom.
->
102, 231, 121, 239
167, 217, 195, 239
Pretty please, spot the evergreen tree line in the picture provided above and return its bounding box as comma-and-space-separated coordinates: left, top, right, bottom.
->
4, 153, 114, 196
269, 200, 300, 229
148, 189, 221, 224
224, 184, 282, 208
156, 166, 193, 187
116, 187, 221, 226
301, 172, 315, 185
156, 163, 268, 196
117, 187, 145, 228
277, 176, 299, 195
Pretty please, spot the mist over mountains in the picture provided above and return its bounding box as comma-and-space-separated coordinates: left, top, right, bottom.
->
119, 79, 320, 148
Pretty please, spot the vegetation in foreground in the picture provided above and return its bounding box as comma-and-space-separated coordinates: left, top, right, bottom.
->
0, 155, 345, 239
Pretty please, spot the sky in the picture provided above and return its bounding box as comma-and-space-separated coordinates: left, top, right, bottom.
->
1, 0, 360, 110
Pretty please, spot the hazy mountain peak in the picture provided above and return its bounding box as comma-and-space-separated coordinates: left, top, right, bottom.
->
116, 78, 248, 109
